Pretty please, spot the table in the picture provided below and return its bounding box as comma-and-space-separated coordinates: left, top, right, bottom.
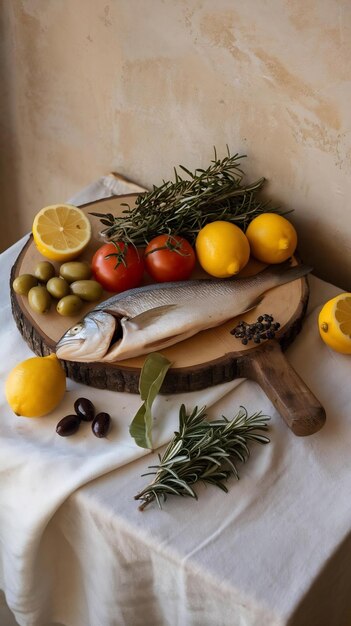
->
1, 178, 351, 626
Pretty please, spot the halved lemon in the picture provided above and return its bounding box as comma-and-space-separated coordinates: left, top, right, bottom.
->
318, 293, 351, 354
32, 204, 92, 262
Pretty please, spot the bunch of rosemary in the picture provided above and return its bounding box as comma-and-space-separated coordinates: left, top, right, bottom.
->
91, 149, 278, 247
134, 404, 270, 510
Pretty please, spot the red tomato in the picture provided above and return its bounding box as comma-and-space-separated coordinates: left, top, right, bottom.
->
144, 234, 196, 282
91, 242, 144, 292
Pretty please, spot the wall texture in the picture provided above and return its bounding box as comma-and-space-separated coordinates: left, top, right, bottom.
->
1, 0, 351, 288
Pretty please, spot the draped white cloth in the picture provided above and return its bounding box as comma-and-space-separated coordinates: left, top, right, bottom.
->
0, 176, 350, 626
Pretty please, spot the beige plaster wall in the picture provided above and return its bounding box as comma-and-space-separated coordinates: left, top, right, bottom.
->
1, 0, 350, 289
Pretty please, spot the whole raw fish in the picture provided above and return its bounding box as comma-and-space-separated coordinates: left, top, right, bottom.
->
55, 263, 311, 363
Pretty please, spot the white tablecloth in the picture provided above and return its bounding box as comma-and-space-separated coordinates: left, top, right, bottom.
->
1, 176, 351, 626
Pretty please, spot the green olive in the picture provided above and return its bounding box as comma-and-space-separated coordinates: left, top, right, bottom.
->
56, 294, 83, 316
70, 280, 103, 302
46, 277, 70, 299
59, 262, 91, 284
13, 274, 38, 296
34, 261, 56, 283
28, 286, 52, 314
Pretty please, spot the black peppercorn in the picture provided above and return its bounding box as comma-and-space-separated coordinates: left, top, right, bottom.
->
231, 313, 281, 346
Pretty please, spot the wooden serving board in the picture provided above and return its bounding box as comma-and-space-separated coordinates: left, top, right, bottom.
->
10, 194, 326, 436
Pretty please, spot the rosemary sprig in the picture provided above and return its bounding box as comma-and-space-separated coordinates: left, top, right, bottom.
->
90, 149, 280, 247
134, 404, 270, 510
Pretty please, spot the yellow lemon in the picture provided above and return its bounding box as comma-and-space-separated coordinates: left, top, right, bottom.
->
318, 293, 351, 354
245, 213, 298, 264
32, 204, 91, 262
5, 354, 66, 417
195, 221, 250, 278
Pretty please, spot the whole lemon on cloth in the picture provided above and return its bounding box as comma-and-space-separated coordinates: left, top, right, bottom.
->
195, 221, 250, 277
32, 204, 91, 262
5, 354, 66, 417
318, 293, 351, 354
245, 213, 298, 264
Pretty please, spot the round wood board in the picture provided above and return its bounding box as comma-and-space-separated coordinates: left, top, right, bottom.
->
10, 194, 327, 436
10, 193, 308, 387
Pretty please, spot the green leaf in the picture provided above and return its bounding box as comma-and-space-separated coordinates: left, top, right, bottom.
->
129, 353, 172, 450
138, 352, 171, 400
129, 403, 152, 450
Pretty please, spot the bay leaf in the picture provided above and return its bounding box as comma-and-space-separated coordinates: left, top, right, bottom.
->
129, 353, 172, 450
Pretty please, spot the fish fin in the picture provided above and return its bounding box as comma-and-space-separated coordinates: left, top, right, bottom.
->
145, 332, 186, 349
257, 260, 313, 282
241, 295, 264, 314
128, 304, 179, 329
103, 308, 123, 319
256, 259, 292, 274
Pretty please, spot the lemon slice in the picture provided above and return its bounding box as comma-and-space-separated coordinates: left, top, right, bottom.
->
318, 293, 351, 354
32, 204, 92, 262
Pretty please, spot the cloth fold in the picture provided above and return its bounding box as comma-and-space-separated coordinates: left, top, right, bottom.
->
67, 172, 146, 206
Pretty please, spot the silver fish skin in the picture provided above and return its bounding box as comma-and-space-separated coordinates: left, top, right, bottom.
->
55, 263, 312, 363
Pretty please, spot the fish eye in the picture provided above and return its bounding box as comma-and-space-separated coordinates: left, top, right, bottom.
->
68, 323, 83, 336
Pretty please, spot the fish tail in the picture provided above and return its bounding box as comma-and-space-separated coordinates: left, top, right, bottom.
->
258, 260, 313, 288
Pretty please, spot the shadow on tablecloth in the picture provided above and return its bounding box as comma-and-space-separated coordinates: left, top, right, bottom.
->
288, 531, 351, 626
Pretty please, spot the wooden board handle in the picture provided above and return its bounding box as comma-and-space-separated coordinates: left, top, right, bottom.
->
241, 341, 326, 436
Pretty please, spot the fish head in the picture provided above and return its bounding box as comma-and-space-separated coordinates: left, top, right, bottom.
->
56, 309, 117, 362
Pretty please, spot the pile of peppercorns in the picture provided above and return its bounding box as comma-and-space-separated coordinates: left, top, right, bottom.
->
230, 314, 281, 345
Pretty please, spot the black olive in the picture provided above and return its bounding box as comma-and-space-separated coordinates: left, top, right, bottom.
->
74, 397, 95, 421
56, 415, 80, 437
92, 412, 111, 438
